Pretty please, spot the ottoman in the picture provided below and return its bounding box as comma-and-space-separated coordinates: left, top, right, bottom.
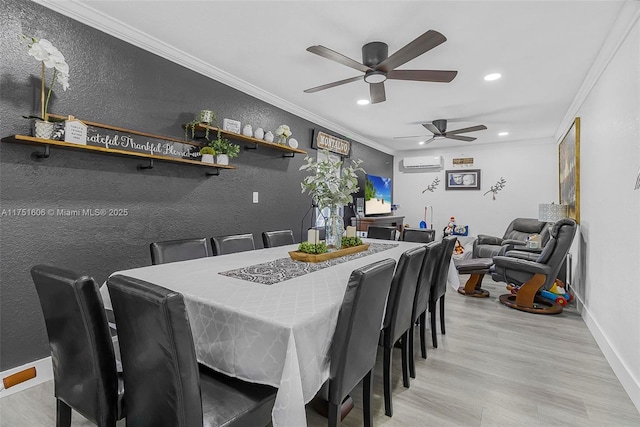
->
455, 258, 493, 298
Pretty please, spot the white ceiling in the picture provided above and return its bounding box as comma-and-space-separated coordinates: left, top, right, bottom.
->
37, 0, 627, 154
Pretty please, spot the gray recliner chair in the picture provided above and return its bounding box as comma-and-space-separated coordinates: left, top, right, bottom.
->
491, 218, 577, 315
473, 218, 550, 258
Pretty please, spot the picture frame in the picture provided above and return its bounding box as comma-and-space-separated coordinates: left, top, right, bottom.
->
559, 117, 580, 223
445, 169, 481, 190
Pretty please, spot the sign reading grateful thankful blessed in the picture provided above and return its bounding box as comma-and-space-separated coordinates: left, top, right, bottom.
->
48, 114, 202, 160
313, 130, 351, 156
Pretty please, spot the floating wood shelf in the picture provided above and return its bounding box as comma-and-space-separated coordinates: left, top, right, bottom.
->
193, 124, 307, 157
2, 135, 236, 176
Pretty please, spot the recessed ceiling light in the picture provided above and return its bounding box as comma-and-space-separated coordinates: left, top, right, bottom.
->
498, 131, 509, 136
418, 141, 425, 145
357, 99, 370, 105
484, 73, 502, 81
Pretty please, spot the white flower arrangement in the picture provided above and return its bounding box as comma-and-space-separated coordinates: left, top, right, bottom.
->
275, 125, 292, 143
300, 150, 365, 209
22, 35, 70, 120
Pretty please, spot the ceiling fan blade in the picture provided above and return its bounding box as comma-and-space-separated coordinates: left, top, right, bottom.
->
376, 30, 447, 72
422, 122, 442, 135
306, 45, 372, 73
370, 82, 386, 104
423, 137, 436, 145
387, 69, 458, 83
447, 124, 488, 134
393, 135, 428, 139
303, 75, 363, 93
445, 134, 476, 142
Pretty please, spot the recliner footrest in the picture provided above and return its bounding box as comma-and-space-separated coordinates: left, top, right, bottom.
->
455, 258, 494, 298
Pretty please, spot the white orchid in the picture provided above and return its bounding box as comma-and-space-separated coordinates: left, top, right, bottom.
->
22, 35, 70, 120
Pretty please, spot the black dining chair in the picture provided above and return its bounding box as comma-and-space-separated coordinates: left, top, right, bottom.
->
149, 237, 211, 265
379, 245, 426, 417
30, 265, 124, 427
211, 233, 256, 255
366, 225, 396, 240
262, 229, 295, 248
402, 227, 436, 243
317, 258, 396, 427
106, 274, 276, 427
408, 240, 442, 378
429, 236, 458, 348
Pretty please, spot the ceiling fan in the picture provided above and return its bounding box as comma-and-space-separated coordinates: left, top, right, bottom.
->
304, 30, 457, 104
396, 119, 488, 144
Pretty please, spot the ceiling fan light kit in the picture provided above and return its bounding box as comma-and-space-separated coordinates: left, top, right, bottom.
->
304, 30, 457, 104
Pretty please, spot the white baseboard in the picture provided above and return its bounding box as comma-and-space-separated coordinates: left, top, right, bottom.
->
581, 304, 640, 413
0, 357, 53, 398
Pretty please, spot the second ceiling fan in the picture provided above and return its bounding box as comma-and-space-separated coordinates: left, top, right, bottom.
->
304, 30, 457, 104
397, 119, 488, 144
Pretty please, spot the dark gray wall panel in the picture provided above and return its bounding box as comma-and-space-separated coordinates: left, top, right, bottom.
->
0, 0, 393, 370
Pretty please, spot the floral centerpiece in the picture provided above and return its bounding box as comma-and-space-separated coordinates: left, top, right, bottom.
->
300, 150, 364, 249
22, 35, 70, 139
275, 125, 292, 145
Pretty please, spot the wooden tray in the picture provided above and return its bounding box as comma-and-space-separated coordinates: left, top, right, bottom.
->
289, 244, 370, 263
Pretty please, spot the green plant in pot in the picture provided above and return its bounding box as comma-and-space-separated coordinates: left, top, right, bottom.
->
210, 130, 240, 165
185, 109, 216, 141
199, 146, 216, 164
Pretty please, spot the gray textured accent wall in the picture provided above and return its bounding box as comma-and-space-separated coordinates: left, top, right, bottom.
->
0, 0, 393, 370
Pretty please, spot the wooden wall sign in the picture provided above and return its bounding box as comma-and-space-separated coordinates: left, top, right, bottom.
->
452, 157, 474, 166
313, 130, 351, 156
49, 114, 202, 161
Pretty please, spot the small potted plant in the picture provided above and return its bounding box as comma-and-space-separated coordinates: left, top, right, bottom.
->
199, 146, 216, 164
210, 130, 240, 165
185, 109, 216, 141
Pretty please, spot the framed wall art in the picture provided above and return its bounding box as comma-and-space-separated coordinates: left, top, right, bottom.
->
445, 169, 481, 190
559, 117, 580, 223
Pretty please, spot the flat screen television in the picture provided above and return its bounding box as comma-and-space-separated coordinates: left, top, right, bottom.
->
364, 173, 392, 216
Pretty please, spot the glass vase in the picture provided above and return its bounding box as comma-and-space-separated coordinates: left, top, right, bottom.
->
277, 135, 287, 145
325, 206, 344, 250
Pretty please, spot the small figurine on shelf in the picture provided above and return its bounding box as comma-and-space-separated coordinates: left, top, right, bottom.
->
444, 216, 456, 236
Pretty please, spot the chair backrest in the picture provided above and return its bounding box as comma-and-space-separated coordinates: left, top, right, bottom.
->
150, 238, 211, 265
503, 218, 548, 242
262, 230, 295, 248
430, 236, 458, 303
328, 258, 396, 405
367, 225, 396, 240
402, 228, 436, 243
211, 233, 255, 255
537, 218, 577, 274
30, 265, 119, 426
412, 241, 443, 323
382, 246, 427, 346
107, 275, 203, 427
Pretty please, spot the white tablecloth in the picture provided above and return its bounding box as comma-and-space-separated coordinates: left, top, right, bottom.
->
101, 240, 422, 426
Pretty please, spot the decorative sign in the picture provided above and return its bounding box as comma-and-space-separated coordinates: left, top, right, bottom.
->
64, 118, 87, 145
313, 130, 351, 156
84, 126, 201, 160
453, 157, 474, 166
222, 118, 241, 134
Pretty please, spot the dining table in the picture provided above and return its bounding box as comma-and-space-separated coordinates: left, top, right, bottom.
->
100, 239, 424, 426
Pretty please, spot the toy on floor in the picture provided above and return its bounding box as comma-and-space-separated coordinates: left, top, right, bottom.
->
444, 216, 456, 236
506, 279, 573, 307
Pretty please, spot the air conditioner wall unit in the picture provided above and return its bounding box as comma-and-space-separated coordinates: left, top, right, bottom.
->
403, 156, 443, 170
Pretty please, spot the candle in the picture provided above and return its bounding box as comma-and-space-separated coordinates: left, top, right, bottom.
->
346, 226, 356, 237
307, 229, 319, 244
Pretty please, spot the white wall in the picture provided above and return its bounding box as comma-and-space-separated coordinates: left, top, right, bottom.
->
572, 13, 640, 409
394, 139, 557, 238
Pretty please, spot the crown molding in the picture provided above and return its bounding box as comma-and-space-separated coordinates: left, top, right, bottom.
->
554, 0, 640, 143
32, 0, 395, 156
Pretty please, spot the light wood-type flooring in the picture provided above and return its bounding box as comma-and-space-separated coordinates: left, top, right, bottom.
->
2, 276, 639, 426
